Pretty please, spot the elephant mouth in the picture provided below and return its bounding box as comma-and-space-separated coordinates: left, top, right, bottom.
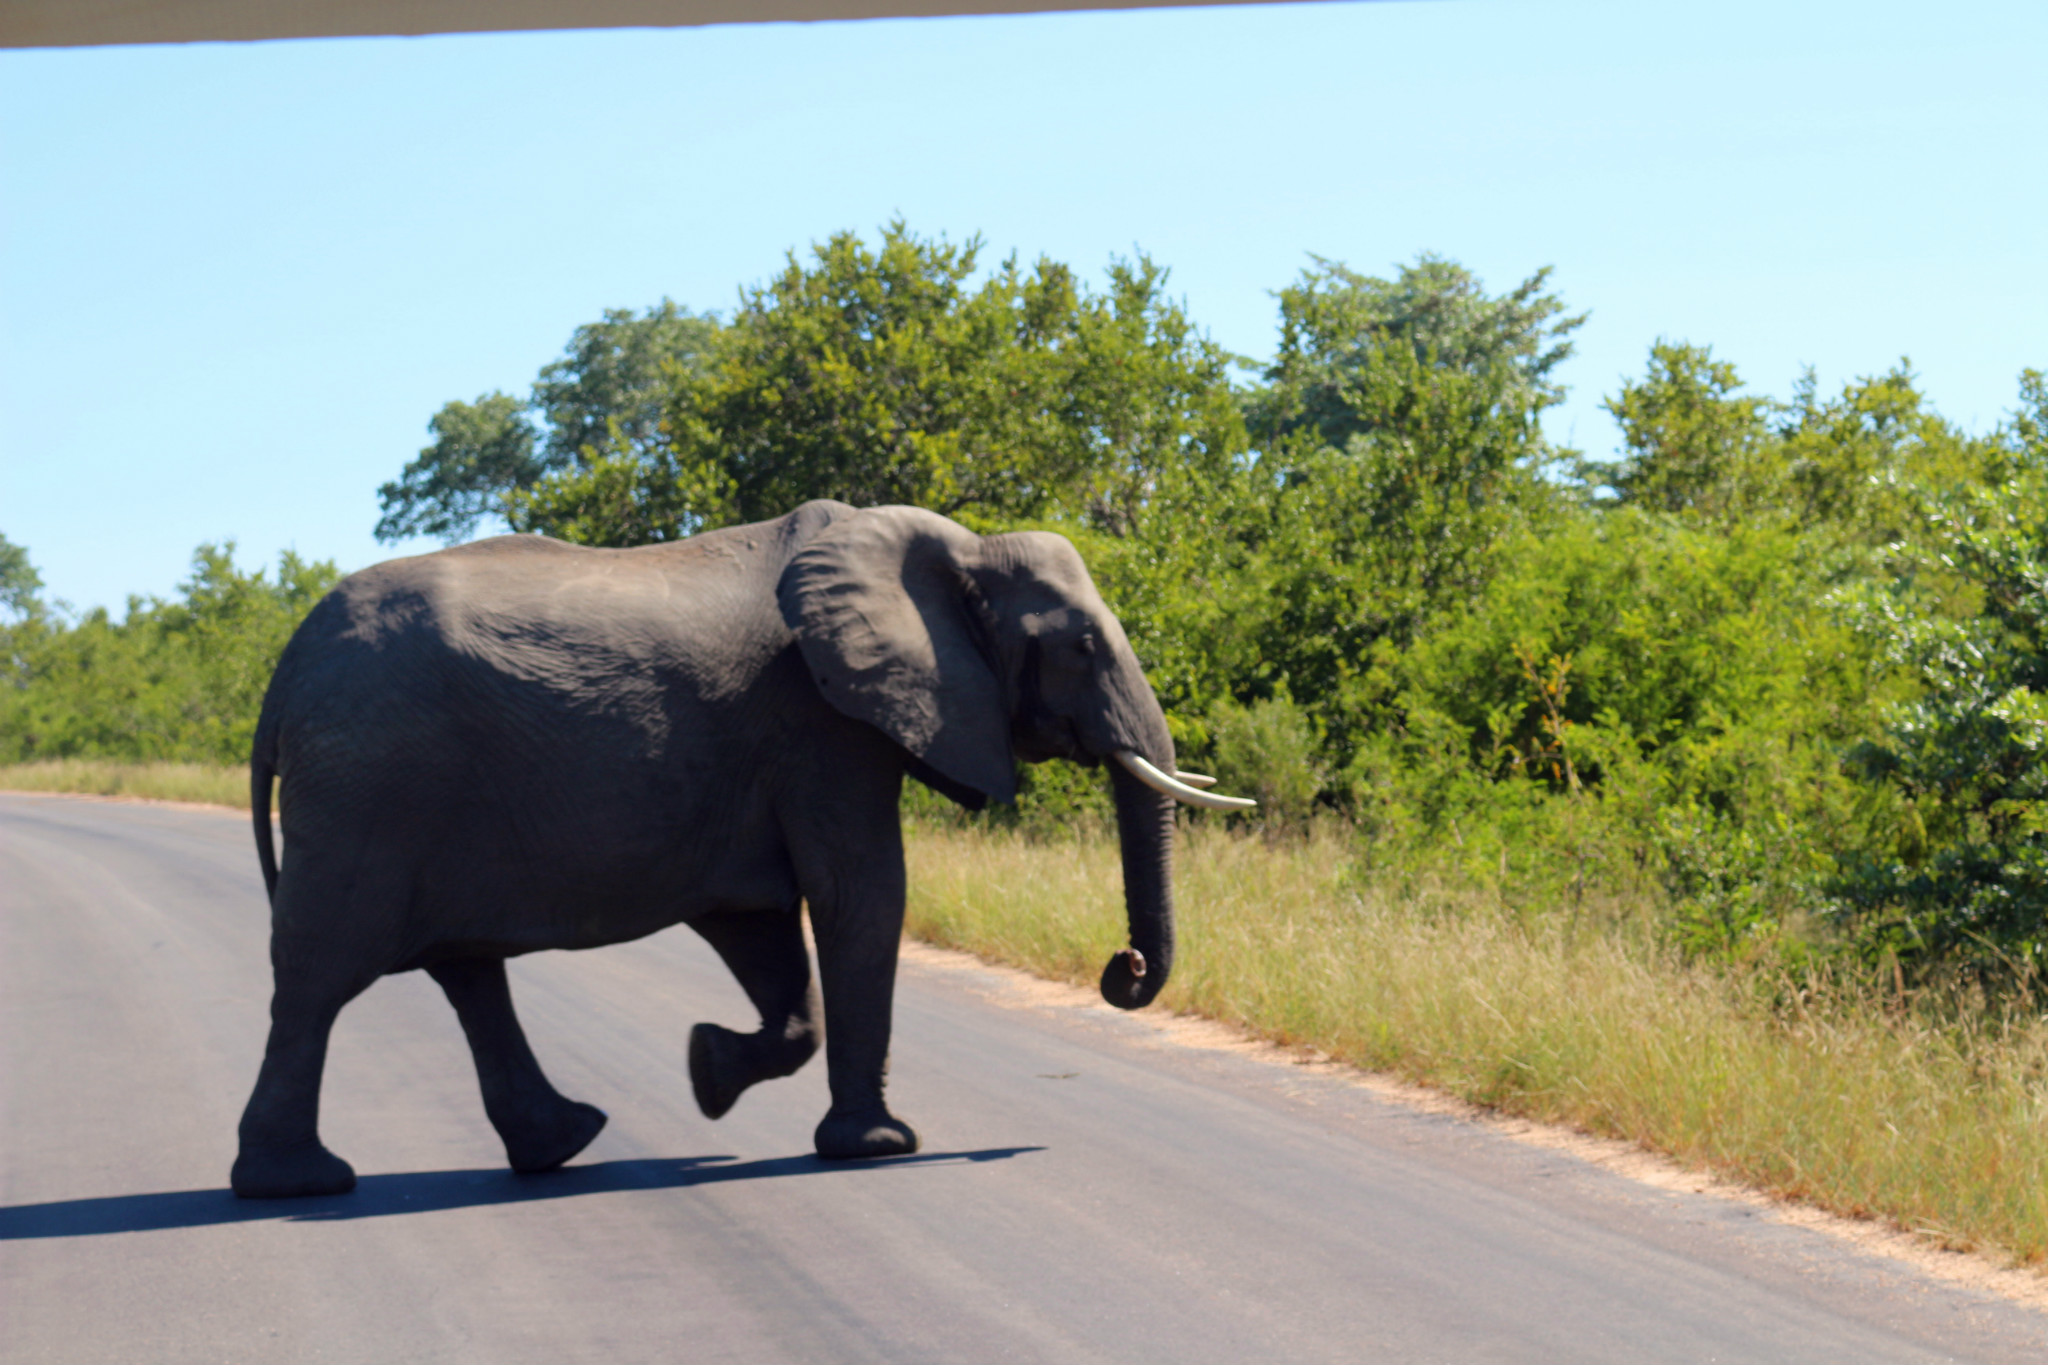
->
1013, 716, 1087, 765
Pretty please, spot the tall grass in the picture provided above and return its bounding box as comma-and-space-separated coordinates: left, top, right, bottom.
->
0, 759, 247, 808
905, 822, 2048, 1266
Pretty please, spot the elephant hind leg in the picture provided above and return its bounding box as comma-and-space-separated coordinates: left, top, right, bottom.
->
232, 957, 375, 1198
688, 907, 820, 1120
428, 956, 606, 1174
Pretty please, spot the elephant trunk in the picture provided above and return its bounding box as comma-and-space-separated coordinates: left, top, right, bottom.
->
1101, 761, 1175, 1010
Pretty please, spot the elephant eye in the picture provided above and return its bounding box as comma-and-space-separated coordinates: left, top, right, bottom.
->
1073, 634, 1097, 659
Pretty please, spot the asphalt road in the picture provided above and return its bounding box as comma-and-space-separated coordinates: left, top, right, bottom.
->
5, 793, 2048, 1364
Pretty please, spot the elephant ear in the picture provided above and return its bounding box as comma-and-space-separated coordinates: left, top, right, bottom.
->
777, 505, 1017, 806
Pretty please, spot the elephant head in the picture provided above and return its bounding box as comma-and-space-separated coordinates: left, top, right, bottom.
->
777, 504, 1253, 1012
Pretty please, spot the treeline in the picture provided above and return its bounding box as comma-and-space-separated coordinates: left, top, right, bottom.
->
0, 541, 338, 765
8, 222, 2047, 976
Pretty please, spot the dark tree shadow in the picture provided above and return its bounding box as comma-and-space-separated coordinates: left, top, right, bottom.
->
0, 1147, 1044, 1241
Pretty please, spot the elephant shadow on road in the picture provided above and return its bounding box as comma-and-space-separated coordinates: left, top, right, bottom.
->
0, 1147, 1045, 1240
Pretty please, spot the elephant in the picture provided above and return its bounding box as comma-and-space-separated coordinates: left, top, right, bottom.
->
231, 500, 1251, 1198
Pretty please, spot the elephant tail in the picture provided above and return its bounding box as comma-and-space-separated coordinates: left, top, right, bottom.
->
251, 710, 281, 905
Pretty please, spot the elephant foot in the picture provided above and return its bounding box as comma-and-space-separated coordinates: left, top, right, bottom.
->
690, 1021, 816, 1120
502, 1099, 608, 1174
814, 1107, 920, 1160
690, 1023, 750, 1120
231, 1138, 357, 1199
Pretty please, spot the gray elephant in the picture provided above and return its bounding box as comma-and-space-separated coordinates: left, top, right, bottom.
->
233, 501, 1249, 1198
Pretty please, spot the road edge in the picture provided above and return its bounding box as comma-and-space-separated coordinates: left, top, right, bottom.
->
13, 786, 2044, 1312
895, 936, 2048, 1315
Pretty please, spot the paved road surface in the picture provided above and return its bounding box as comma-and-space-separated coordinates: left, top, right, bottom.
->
5, 792, 2048, 1363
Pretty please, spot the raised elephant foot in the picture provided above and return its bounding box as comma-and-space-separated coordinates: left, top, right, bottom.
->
501, 1099, 608, 1174
690, 1021, 817, 1121
814, 1108, 919, 1160
231, 1138, 357, 1199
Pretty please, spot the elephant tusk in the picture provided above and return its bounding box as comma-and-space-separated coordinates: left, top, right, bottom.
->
1112, 750, 1258, 812
1174, 770, 1218, 789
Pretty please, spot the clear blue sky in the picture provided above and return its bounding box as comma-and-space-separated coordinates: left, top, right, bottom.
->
3, 0, 2043, 613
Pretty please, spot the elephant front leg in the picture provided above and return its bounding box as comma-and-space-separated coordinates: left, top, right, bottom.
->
428, 956, 607, 1174
807, 864, 919, 1160
687, 907, 820, 1120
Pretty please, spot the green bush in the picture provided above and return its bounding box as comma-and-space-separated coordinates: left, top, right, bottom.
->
1831, 387, 2048, 972
1207, 694, 1324, 829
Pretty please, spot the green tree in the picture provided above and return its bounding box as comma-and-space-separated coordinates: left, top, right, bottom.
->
508, 222, 1245, 545
1773, 363, 1998, 541
0, 532, 42, 620
374, 391, 540, 543
1, 532, 47, 694
1252, 253, 1584, 452
1178, 257, 1586, 775
1075, 255, 1589, 802
375, 300, 719, 544
1603, 341, 1774, 518
531, 300, 722, 466
1603, 345, 2005, 548
1833, 374, 2048, 970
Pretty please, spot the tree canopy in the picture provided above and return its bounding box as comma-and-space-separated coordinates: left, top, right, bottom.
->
503, 223, 1245, 545
1251, 253, 1583, 455
374, 300, 719, 544
0, 532, 41, 620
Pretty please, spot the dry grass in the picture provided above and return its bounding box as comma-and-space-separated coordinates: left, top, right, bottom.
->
905, 822, 2048, 1267
0, 758, 248, 808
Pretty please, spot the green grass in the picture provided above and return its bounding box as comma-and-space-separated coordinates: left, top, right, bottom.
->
905, 822, 2048, 1267
12, 759, 2046, 1266
0, 758, 249, 808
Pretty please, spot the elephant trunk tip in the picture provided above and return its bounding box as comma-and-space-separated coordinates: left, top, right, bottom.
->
1099, 947, 1159, 1010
